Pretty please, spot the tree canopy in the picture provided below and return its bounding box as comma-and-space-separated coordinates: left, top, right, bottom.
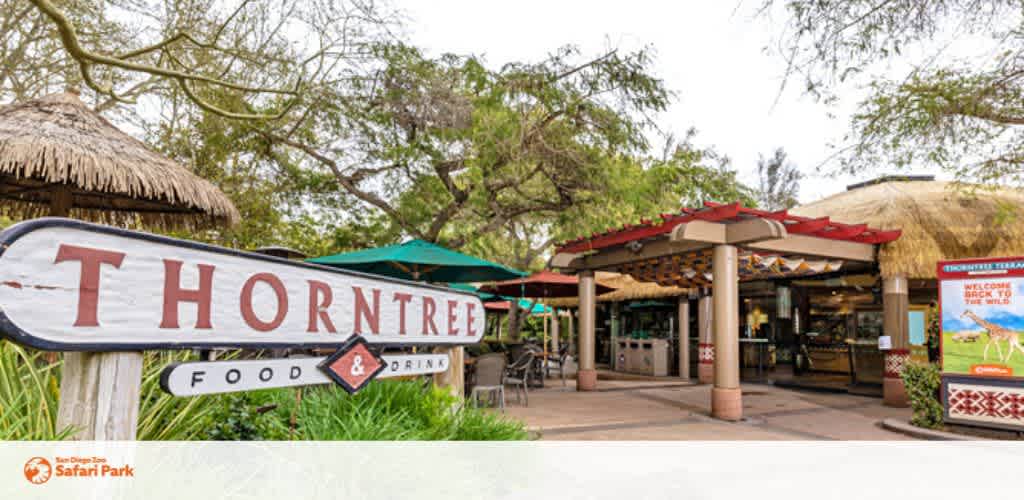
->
4, 0, 758, 263
763, 0, 1024, 187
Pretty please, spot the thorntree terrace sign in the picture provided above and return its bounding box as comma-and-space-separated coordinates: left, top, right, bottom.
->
0, 219, 485, 351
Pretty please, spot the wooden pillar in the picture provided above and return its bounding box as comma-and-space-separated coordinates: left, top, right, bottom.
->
577, 270, 597, 391
433, 346, 465, 399
883, 274, 910, 407
712, 244, 742, 421
678, 297, 690, 381
56, 351, 144, 440
697, 294, 714, 384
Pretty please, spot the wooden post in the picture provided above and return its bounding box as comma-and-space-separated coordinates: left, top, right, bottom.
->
551, 307, 560, 355
711, 244, 742, 421
56, 351, 144, 440
433, 346, 464, 399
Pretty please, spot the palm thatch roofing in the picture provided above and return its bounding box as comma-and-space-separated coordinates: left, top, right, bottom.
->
791, 177, 1024, 279
546, 272, 691, 308
0, 91, 239, 228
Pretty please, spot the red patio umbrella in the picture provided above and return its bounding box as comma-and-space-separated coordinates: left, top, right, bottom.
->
480, 271, 616, 362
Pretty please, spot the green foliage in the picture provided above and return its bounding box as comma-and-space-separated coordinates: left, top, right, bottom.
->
763, 0, 1024, 186
755, 148, 802, 211
0, 343, 73, 440
199, 392, 289, 441
900, 361, 943, 429
0, 344, 527, 441
269, 381, 528, 441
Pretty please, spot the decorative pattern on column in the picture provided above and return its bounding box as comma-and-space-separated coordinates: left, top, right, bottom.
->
946, 382, 1024, 427
698, 343, 715, 365
883, 348, 911, 378
697, 294, 714, 384
883, 274, 910, 408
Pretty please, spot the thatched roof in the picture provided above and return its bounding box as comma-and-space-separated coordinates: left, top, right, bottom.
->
791, 178, 1024, 279
546, 272, 691, 308
0, 91, 239, 228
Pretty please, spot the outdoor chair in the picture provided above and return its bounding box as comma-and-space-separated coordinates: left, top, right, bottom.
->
505, 350, 535, 406
469, 353, 507, 411
545, 344, 570, 386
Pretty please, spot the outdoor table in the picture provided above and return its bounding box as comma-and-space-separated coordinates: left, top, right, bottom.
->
739, 338, 770, 381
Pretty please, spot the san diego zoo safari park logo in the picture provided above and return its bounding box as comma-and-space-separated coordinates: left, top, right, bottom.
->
23, 455, 134, 485
24, 457, 52, 484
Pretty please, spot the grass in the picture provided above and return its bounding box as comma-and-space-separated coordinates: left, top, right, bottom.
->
264, 381, 529, 441
0, 341, 528, 441
942, 331, 1024, 375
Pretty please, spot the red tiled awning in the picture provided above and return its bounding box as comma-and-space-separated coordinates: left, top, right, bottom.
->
556, 201, 901, 255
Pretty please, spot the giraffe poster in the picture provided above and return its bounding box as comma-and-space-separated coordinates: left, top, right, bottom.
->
938, 257, 1024, 378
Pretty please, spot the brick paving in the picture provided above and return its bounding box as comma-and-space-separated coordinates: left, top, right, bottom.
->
498, 379, 916, 440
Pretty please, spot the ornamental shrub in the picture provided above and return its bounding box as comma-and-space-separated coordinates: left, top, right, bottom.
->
901, 361, 943, 429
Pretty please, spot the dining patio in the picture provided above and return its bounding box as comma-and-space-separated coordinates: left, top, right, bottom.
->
499, 375, 914, 440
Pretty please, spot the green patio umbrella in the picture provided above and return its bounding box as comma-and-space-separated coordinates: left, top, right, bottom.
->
308, 239, 525, 283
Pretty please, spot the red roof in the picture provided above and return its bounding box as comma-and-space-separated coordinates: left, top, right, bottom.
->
556, 201, 901, 254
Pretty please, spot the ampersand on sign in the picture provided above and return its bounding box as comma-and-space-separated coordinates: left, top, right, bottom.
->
350, 354, 365, 376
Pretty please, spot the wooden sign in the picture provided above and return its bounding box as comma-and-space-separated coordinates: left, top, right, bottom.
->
160, 353, 450, 396
0, 218, 485, 351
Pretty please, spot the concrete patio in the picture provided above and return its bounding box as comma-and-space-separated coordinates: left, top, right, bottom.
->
500, 379, 916, 440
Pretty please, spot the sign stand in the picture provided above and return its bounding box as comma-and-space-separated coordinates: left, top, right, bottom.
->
433, 346, 464, 399
56, 351, 144, 440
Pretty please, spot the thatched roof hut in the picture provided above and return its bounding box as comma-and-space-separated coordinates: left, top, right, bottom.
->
0, 91, 239, 228
791, 176, 1024, 279
547, 272, 691, 308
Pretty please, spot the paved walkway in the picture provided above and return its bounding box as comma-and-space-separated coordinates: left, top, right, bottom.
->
500, 379, 915, 440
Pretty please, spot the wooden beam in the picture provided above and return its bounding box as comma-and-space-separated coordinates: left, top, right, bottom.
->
745, 234, 876, 262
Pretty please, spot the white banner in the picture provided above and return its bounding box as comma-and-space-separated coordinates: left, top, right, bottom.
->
0, 219, 485, 350
1, 442, 1021, 500
160, 354, 450, 396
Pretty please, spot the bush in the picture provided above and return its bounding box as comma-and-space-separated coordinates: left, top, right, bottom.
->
0, 343, 73, 440
901, 361, 943, 429
267, 380, 529, 441
0, 342, 528, 441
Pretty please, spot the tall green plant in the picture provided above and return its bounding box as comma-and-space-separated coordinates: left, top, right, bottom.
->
901, 361, 944, 429
0, 342, 74, 440
271, 381, 528, 441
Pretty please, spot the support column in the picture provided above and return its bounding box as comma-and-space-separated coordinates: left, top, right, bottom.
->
57, 351, 144, 440
697, 294, 714, 384
568, 309, 576, 354
678, 297, 690, 381
577, 270, 597, 391
551, 307, 560, 355
712, 244, 742, 421
610, 303, 621, 370
883, 274, 910, 407
433, 346, 465, 399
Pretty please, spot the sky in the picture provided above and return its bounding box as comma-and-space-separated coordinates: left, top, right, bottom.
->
396, 0, 939, 204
